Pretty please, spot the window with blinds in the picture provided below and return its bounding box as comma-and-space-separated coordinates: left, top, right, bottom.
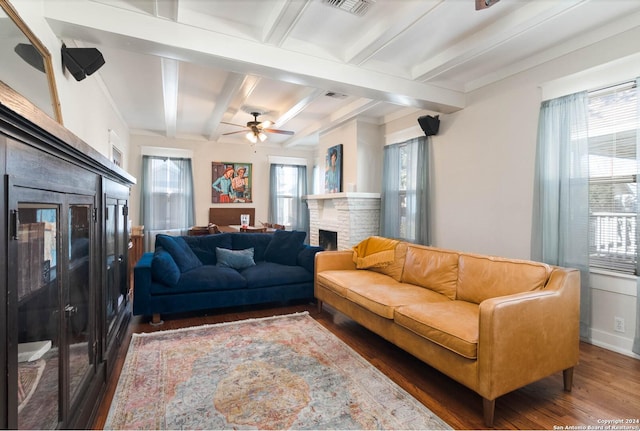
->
588, 82, 638, 274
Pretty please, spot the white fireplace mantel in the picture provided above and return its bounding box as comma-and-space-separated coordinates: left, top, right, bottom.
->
304, 192, 380, 201
305, 192, 381, 250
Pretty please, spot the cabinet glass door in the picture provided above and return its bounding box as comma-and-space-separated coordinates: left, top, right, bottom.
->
16, 203, 60, 430
10, 189, 97, 430
105, 200, 122, 336
66, 202, 94, 412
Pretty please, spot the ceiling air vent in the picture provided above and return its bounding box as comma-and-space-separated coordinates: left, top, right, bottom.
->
323, 0, 375, 16
325, 91, 348, 99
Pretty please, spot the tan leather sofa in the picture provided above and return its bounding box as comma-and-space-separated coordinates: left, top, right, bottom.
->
314, 239, 580, 427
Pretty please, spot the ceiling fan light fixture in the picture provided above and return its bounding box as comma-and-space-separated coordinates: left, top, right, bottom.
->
475, 0, 500, 10
223, 112, 293, 141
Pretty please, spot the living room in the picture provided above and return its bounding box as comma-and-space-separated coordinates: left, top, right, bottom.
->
1, 0, 640, 429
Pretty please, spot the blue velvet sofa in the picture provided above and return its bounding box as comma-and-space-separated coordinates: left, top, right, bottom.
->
133, 230, 322, 323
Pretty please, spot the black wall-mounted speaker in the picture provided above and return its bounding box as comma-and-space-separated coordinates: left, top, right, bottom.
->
418, 115, 440, 136
61, 44, 105, 81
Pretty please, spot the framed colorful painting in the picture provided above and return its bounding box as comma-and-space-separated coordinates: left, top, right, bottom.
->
324, 144, 342, 193
211, 162, 253, 203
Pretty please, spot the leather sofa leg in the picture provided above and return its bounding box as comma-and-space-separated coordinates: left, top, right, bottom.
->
483, 398, 495, 428
563, 367, 574, 392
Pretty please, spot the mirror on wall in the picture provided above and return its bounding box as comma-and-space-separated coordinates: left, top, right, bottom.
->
0, 0, 62, 123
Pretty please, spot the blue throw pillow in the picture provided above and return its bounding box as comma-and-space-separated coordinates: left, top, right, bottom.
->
216, 247, 256, 270
155, 234, 202, 272
231, 233, 274, 262
297, 245, 324, 273
184, 233, 233, 265
264, 230, 306, 266
151, 247, 181, 286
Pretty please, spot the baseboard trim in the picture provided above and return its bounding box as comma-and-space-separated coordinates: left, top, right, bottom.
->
589, 328, 640, 359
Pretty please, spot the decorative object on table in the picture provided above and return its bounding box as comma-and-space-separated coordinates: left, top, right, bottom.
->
240, 226, 267, 233
211, 162, 252, 203
324, 144, 342, 193
104, 312, 451, 430
240, 213, 250, 228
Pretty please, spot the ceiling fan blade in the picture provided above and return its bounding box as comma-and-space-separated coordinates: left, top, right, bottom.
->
221, 121, 247, 128
222, 130, 248, 136
264, 128, 294, 135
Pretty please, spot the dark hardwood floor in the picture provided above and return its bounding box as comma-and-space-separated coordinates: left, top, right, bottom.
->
92, 302, 640, 430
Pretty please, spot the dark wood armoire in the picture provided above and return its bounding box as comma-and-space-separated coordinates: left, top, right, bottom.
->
0, 80, 135, 429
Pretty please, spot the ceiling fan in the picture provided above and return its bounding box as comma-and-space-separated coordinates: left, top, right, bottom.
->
221, 112, 294, 143
475, 0, 499, 10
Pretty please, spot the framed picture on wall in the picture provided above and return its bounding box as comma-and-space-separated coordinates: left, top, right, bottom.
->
112, 146, 122, 167
211, 162, 253, 203
324, 144, 342, 193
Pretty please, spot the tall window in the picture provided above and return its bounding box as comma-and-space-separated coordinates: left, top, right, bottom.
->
141, 156, 195, 250
588, 82, 638, 274
269, 164, 308, 233
380, 136, 430, 244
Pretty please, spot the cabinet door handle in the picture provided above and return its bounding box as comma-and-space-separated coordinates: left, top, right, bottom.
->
10, 209, 18, 240
65, 304, 78, 316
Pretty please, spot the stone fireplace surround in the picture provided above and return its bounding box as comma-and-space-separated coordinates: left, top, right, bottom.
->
305, 192, 381, 251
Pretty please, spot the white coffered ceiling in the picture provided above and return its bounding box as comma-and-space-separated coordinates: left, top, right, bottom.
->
43, 0, 640, 148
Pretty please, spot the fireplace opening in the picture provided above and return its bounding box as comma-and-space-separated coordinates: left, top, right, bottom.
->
319, 229, 338, 251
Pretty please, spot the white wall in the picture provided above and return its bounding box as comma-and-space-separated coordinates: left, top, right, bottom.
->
127, 134, 315, 229
357, 119, 384, 194
318, 118, 384, 194
10, 0, 131, 170
384, 27, 640, 358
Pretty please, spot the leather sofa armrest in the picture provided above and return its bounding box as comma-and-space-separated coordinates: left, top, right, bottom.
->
133, 252, 154, 316
314, 250, 357, 274
477, 268, 580, 400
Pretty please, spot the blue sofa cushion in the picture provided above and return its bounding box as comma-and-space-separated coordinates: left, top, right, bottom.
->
230, 233, 274, 262
240, 261, 313, 288
297, 245, 324, 273
183, 233, 233, 265
155, 234, 202, 272
151, 265, 247, 295
151, 247, 180, 286
264, 230, 306, 266
216, 247, 256, 270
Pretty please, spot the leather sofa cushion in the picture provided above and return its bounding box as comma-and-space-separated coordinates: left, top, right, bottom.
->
457, 254, 551, 304
317, 270, 399, 297
368, 242, 408, 281
346, 283, 450, 319
394, 301, 479, 359
401, 246, 459, 300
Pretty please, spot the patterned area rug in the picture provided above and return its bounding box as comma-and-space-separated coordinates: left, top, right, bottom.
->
104, 312, 451, 430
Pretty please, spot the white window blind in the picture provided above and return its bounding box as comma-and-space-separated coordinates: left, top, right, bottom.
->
588, 82, 638, 274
